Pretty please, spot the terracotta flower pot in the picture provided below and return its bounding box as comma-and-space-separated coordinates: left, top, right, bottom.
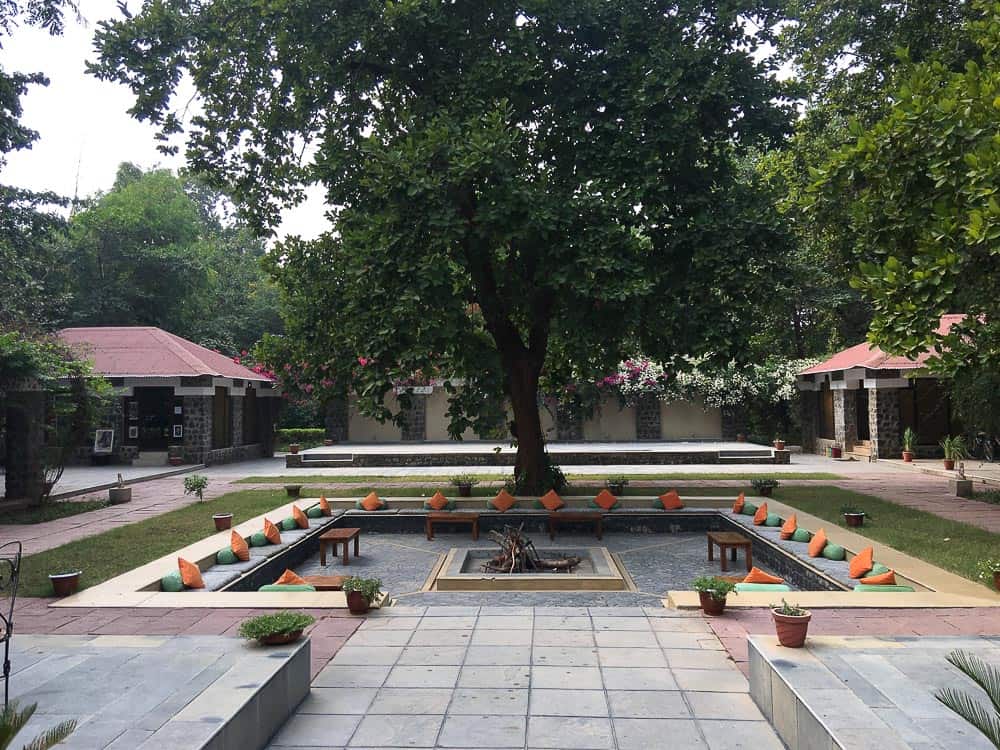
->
843, 513, 865, 528
169, 456, 184, 466
49, 571, 81, 597
289, 443, 301, 455
736, 433, 746, 442
943, 459, 955, 470
772, 609, 811, 648
902, 451, 914, 463
993, 570, 1000, 591
831, 446, 842, 459
213, 513, 233, 531
773, 441, 785, 451
698, 591, 726, 616
259, 630, 303, 646
347, 591, 371, 615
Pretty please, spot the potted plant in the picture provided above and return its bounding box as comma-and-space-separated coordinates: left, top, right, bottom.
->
108, 473, 131, 505
49, 569, 82, 597
284, 484, 302, 498
939, 435, 968, 471
168, 445, 185, 466
841, 505, 867, 528
773, 436, 785, 451
771, 599, 811, 648
606, 475, 630, 495
692, 576, 737, 616
288, 443, 301, 455
183, 474, 209, 502
831, 444, 843, 459
213, 512, 233, 531
736, 433, 746, 442
323, 438, 334, 446
751, 478, 779, 497
449, 474, 480, 498
342, 576, 383, 615
901, 427, 917, 463
976, 557, 1000, 592
237, 611, 316, 646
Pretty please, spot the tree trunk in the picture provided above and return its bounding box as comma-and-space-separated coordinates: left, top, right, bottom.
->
507, 357, 546, 493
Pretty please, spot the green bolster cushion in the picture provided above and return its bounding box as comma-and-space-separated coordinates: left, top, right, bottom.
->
741, 503, 758, 516
868, 563, 891, 577
791, 528, 813, 543
853, 584, 916, 593
822, 544, 846, 561
281, 517, 298, 531
249, 531, 269, 547
161, 570, 184, 592
257, 584, 317, 592
216, 547, 238, 565
306, 506, 324, 518
423, 500, 457, 511
734, 583, 792, 592
764, 514, 783, 527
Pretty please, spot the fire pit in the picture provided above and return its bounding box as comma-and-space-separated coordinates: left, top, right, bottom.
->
481, 525, 583, 574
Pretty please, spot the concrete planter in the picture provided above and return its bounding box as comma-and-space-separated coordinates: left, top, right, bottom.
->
108, 487, 132, 504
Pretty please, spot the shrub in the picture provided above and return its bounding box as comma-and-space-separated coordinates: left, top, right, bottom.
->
751, 478, 779, 493
692, 576, 737, 601
342, 577, 382, 603
276, 428, 327, 446
237, 611, 316, 640
449, 474, 480, 487
183, 474, 209, 501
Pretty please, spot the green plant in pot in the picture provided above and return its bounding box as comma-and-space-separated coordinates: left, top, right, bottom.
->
976, 557, 1000, 592
939, 435, 968, 471
773, 436, 785, 451
692, 576, 737, 616
606, 475, 630, 495
343, 576, 382, 614
771, 599, 811, 648
449, 474, 480, 497
238, 611, 316, 646
901, 427, 918, 462
750, 478, 779, 497
840, 505, 867, 528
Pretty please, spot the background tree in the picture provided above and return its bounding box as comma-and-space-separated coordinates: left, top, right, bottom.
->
94, 0, 792, 490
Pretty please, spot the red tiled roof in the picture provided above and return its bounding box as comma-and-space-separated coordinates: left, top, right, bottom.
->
58, 327, 273, 382
799, 314, 964, 376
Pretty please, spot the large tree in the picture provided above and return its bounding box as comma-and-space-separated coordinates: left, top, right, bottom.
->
93, 0, 791, 489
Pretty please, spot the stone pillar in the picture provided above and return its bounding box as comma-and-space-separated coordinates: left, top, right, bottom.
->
720, 406, 747, 441
833, 389, 857, 451
182, 396, 213, 463
555, 404, 583, 441
231, 395, 244, 448
3, 385, 46, 501
400, 394, 427, 441
868, 387, 901, 459
325, 397, 349, 442
635, 395, 661, 440
799, 391, 818, 454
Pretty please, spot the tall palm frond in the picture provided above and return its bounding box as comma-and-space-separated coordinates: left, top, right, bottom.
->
0, 701, 75, 750
935, 649, 1000, 749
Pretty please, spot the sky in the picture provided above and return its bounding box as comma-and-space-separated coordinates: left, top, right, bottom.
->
2, 0, 328, 239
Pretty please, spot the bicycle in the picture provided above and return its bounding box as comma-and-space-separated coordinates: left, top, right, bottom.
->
970, 432, 999, 463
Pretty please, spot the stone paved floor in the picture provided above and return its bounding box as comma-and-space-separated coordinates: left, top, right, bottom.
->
268, 605, 785, 750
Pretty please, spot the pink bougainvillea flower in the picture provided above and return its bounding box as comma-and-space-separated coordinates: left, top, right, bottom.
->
358, 356, 369, 367
304, 384, 314, 394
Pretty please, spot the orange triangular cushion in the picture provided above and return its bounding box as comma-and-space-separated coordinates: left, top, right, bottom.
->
539, 490, 565, 511
593, 489, 618, 510
427, 491, 450, 511
319, 495, 331, 515
292, 505, 309, 529
491, 490, 516, 512
361, 492, 384, 511
178, 558, 204, 589
231, 531, 250, 562
732, 492, 745, 513
808, 528, 827, 557
659, 490, 684, 510
849, 547, 874, 579
861, 570, 897, 586
264, 518, 282, 544
753, 503, 768, 525
779, 514, 797, 540
743, 567, 785, 585
275, 568, 307, 586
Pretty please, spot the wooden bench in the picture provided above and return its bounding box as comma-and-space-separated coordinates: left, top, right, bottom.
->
425, 512, 480, 540
319, 527, 361, 566
548, 511, 603, 540
707, 531, 752, 572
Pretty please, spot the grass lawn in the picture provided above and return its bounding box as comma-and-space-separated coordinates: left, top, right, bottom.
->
19, 489, 288, 598
238, 471, 843, 484
0, 499, 108, 525
772, 486, 999, 584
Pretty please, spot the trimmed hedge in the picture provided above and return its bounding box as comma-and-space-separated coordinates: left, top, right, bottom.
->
276, 428, 326, 444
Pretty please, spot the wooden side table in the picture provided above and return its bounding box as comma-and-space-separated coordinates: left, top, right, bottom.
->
301, 575, 348, 591
548, 511, 603, 540
707, 531, 752, 572
319, 528, 361, 566
425, 512, 480, 540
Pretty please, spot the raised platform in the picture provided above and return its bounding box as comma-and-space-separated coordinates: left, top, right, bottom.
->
9, 634, 309, 750
286, 440, 786, 468
434, 546, 630, 591
749, 634, 1000, 750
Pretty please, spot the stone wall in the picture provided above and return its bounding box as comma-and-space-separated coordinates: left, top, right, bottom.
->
203, 443, 263, 465
325, 398, 349, 442
833, 389, 858, 451
868, 387, 901, 459
182, 395, 213, 463
635, 395, 661, 440
230, 395, 244, 448
400, 394, 427, 441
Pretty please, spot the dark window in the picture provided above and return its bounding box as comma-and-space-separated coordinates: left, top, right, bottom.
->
856, 390, 870, 441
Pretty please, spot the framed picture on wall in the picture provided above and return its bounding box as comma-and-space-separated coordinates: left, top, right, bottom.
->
174, 405, 183, 415
172, 424, 183, 438
128, 426, 138, 439
93, 429, 114, 454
